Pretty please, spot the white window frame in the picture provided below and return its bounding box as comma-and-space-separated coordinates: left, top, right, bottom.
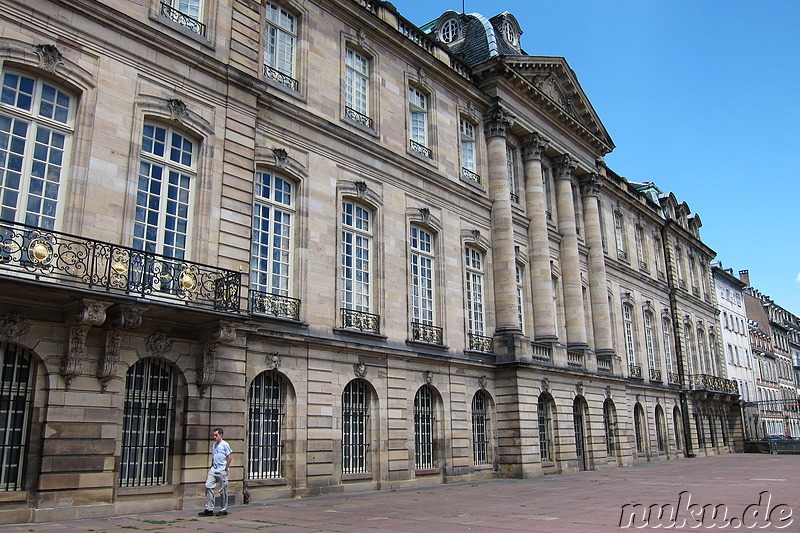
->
251, 170, 294, 296
623, 303, 637, 366
614, 211, 626, 258
460, 117, 476, 171
345, 48, 370, 120
341, 200, 372, 313
464, 245, 485, 336
515, 263, 524, 332
439, 18, 459, 43
409, 87, 429, 150
0, 70, 74, 230
409, 226, 435, 325
264, 2, 298, 84
644, 311, 658, 373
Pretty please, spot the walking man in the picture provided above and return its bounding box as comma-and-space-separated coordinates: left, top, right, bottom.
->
199, 427, 233, 516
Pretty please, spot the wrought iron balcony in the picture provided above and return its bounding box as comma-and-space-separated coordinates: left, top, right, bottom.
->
345, 106, 373, 129
341, 308, 380, 334
468, 333, 493, 354
409, 139, 432, 158
250, 290, 300, 320
649, 368, 663, 382
566, 350, 584, 369
510, 192, 519, 203
264, 64, 298, 91
160, 2, 206, 35
597, 355, 613, 374
0, 220, 240, 311
531, 342, 552, 363
461, 167, 481, 185
687, 374, 738, 395
410, 321, 443, 345
628, 364, 643, 379
668, 372, 681, 385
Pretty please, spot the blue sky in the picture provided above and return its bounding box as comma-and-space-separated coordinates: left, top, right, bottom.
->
400, 0, 800, 314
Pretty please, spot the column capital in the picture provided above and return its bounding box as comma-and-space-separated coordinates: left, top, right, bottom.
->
521, 132, 549, 161
484, 104, 516, 138
553, 153, 578, 181
579, 173, 604, 197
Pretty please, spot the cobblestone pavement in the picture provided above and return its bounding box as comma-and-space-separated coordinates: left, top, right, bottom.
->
1, 454, 798, 532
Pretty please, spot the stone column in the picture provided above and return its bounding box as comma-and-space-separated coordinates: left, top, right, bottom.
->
522, 133, 557, 342
580, 173, 614, 355
484, 105, 520, 334
553, 155, 587, 348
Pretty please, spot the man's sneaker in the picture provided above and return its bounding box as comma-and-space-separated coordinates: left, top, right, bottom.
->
217, 510, 228, 516
198, 510, 214, 516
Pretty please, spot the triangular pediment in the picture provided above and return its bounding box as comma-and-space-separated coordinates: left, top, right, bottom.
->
499, 56, 614, 152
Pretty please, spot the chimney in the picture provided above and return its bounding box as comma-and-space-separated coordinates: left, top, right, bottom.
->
739, 269, 750, 287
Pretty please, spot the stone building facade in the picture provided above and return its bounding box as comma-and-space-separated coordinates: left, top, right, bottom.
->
0, 0, 740, 524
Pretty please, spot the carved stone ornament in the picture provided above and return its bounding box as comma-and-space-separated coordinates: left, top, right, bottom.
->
579, 173, 603, 197
197, 321, 237, 397
354, 362, 367, 378
535, 75, 561, 102
147, 331, 173, 357
478, 375, 488, 389
266, 351, 281, 370
272, 148, 288, 167
553, 154, 578, 182
418, 207, 430, 224
423, 369, 433, 385
541, 377, 550, 392
166, 98, 189, 120
521, 132, 549, 162
466, 100, 477, 119
0, 313, 30, 343
575, 381, 584, 395
416, 66, 426, 84
34, 44, 63, 73
471, 229, 481, 241
60, 300, 111, 390
484, 104, 516, 138
354, 180, 368, 197
605, 385, 612, 399
97, 305, 146, 392
357, 28, 367, 46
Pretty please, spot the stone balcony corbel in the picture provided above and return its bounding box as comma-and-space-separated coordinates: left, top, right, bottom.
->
97, 304, 147, 392
197, 321, 238, 397
60, 299, 112, 390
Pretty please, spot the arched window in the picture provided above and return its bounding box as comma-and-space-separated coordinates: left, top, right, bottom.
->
538, 393, 555, 462
1, 70, 75, 230
413, 386, 438, 470
438, 18, 459, 43
634, 403, 646, 454
248, 370, 285, 479
120, 358, 175, 487
471, 391, 490, 466
655, 405, 666, 452
0, 343, 35, 491
342, 379, 370, 474
673, 406, 683, 451
603, 399, 617, 456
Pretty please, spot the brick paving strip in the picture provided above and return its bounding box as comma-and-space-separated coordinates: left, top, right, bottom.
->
0, 454, 797, 533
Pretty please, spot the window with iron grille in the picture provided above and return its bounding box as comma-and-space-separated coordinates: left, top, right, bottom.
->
251, 171, 294, 296
342, 380, 369, 474
538, 394, 552, 461
0, 343, 34, 491
341, 200, 371, 313
120, 358, 174, 487
471, 391, 489, 466
515, 263, 524, 332
248, 370, 284, 479
1, 70, 74, 230
414, 386, 436, 469
655, 406, 666, 451
603, 399, 616, 456
634, 404, 645, 454
673, 407, 682, 451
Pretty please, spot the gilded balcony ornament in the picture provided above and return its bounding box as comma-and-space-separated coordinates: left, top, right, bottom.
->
30, 240, 52, 263
180, 270, 197, 291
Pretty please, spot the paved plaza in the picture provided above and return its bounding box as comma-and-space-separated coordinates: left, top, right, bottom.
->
1, 454, 797, 532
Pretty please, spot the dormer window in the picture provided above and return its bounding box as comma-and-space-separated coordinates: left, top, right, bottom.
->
502, 20, 518, 46
438, 18, 460, 43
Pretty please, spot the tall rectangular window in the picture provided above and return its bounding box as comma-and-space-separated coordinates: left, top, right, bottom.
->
635, 225, 646, 269
538, 395, 552, 461
614, 212, 626, 259
471, 392, 489, 466
414, 387, 436, 469
464, 246, 485, 335
644, 312, 659, 375
342, 380, 369, 474
460, 118, 475, 171
410, 226, 434, 325
248, 370, 284, 479
623, 303, 636, 366
507, 147, 518, 201
251, 171, 293, 296
0, 343, 34, 491
264, 2, 297, 88
409, 87, 429, 153
515, 264, 524, 331
663, 318, 674, 374
1, 71, 73, 230
345, 49, 370, 125
653, 235, 663, 274
341, 200, 371, 312
134, 123, 194, 260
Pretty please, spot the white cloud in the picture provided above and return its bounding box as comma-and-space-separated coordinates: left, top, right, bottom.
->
796, 272, 800, 283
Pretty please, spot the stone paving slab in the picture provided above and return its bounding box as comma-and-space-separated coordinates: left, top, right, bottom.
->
1, 454, 798, 532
